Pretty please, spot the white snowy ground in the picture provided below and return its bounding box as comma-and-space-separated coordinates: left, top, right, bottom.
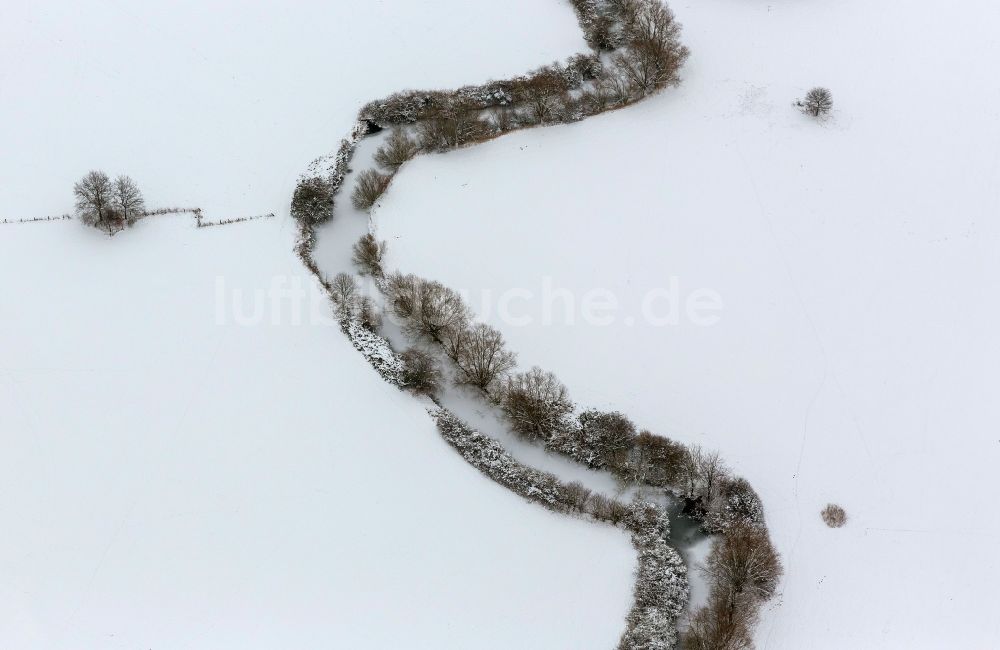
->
0, 2, 640, 648
0, 217, 634, 649
376, 0, 1000, 647
0, 0, 585, 220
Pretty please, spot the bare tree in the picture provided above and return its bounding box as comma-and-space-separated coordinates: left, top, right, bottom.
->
703, 524, 782, 604
74, 170, 113, 232
451, 323, 517, 391
500, 367, 573, 440
374, 129, 419, 171
330, 272, 358, 320
400, 347, 442, 395
682, 589, 755, 650
291, 176, 334, 226
109, 175, 145, 227
517, 67, 566, 124
613, 0, 689, 95
352, 233, 387, 276
679, 444, 730, 506
351, 169, 392, 210
696, 447, 728, 504
386, 273, 471, 345
798, 87, 833, 117
418, 109, 490, 151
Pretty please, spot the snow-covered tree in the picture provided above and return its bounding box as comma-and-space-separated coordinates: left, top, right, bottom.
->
799, 87, 833, 117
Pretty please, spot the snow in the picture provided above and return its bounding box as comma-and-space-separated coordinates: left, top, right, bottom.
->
0, 0, 586, 220
375, 0, 1000, 646
0, 217, 635, 649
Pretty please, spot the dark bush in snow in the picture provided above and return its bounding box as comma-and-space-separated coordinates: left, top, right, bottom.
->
291, 175, 335, 226
374, 128, 419, 171
352, 233, 387, 277
500, 367, 574, 440
798, 87, 833, 117
821, 503, 847, 528
400, 347, 443, 396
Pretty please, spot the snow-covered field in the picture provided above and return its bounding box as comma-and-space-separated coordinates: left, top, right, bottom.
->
0, 0, 585, 220
0, 217, 634, 649
376, 0, 1000, 647
0, 2, 643, 648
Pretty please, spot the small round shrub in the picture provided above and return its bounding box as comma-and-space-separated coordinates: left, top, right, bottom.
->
821, 503, 847, 528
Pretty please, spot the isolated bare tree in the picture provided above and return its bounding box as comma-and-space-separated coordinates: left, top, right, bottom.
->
351, 169, 392, 210
73, 170, 113, 232
451, 323, 517, 391
799, 87, 833, 117
112, 175, 144, 226
500, 367, 573, 440
352, 233, 387, 276
374, 129, 419, 171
